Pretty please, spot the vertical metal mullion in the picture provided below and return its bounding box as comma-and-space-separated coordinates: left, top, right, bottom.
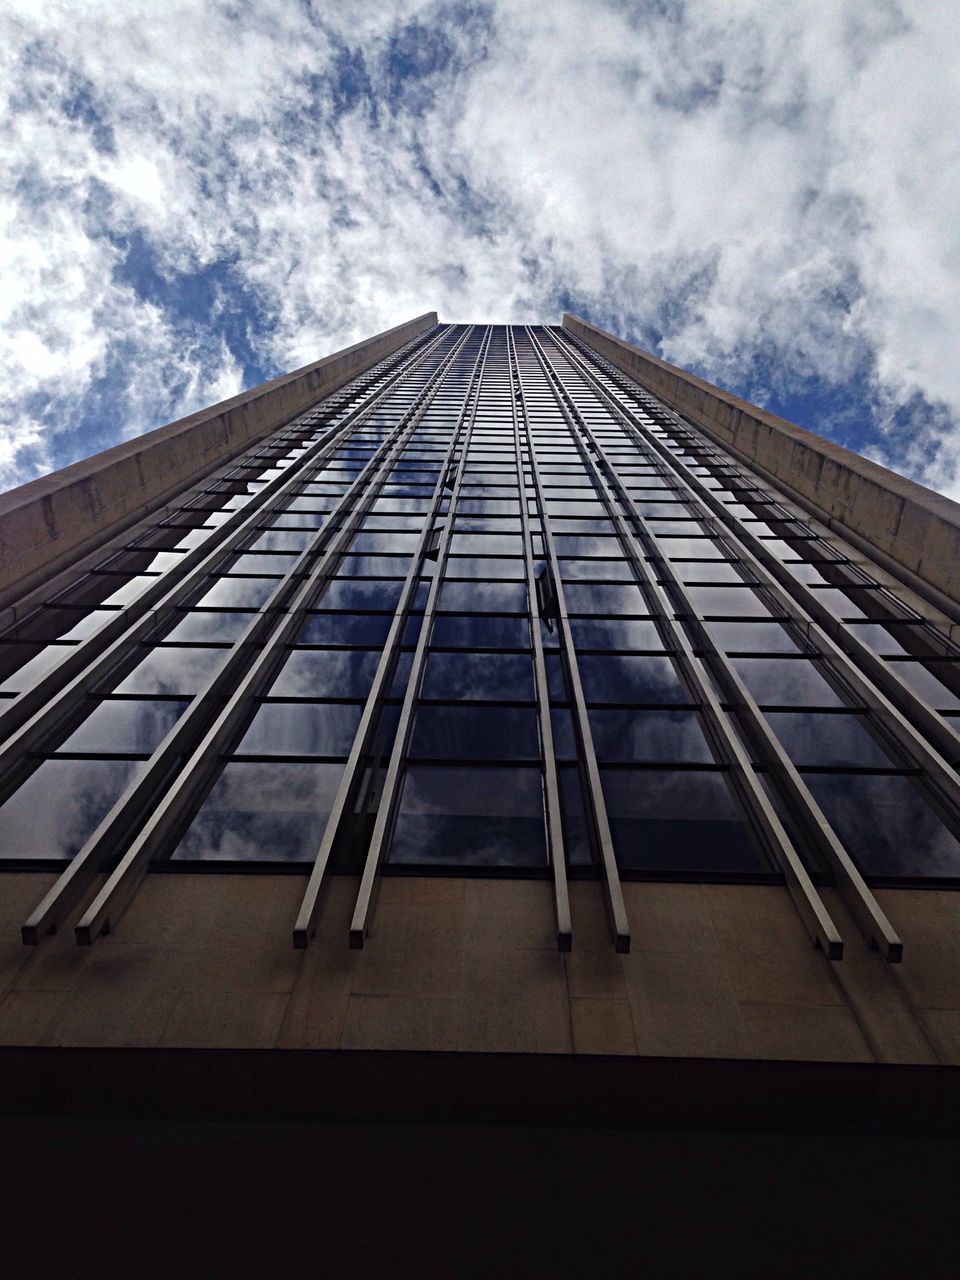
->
347, 328, 495, 948
525, 326, 845, 959
559, 327, 960, 777
0, 325, 455, 774
22, 333, 465, 945
506, 334, 572, 952
65, 326, 478, 945
514, 328, 630, 953
292, 326, 493, 947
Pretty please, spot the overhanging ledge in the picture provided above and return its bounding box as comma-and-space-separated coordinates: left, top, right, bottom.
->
563, 313, 960, 610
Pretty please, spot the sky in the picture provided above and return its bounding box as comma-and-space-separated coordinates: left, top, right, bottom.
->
2, 0, 959, 498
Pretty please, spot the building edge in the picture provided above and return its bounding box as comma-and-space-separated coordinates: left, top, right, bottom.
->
563, 312, 960, 611
0, 311, 438, 610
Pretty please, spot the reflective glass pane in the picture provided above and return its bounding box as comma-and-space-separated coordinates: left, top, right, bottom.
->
439, 582, 527, 612
579, 655, 688, 704
388, 765, 547, 867
193, 578, 277, 609
569, 619, 664, 651
431, 615, 529, 649
589, 709, 713, 763
410, 704, 539, 759
237, 702, 362, 756
0, 758, 146, 860
764, 712, 893, 767
298, 614, 393, 646
172, 761, 344, 861
705, 622, 800, 654
318, 579, 404, 611
422, 652, 535, 701
164, 612, 257, 644
886, 660, 960, 711
601, 768, 763, 872
729, 658, 846, 708
804, 773, 960, 878
58, 699, 189, 754
685, 586, 774, 618
563, 583, 648, 615
271, 649, 381, 698
114, 646, 228, 696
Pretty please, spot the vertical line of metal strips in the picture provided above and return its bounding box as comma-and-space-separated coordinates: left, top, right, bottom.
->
524, 325, 845, 959
559, 328, 960, 779
0, 325, 452, 770
555, 328, 960, 936
19, 326, 458, 942
542, 329, 896, 951
30, 325, 474, 944
506, 332, 573, 951
346, 327, 497, 948
291, 325, 494, 947
511, 327, 631, 953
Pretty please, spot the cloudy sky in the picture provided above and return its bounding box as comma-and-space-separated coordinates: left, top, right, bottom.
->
2, 0, 959, 498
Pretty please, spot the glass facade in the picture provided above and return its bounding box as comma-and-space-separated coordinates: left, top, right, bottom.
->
2, 321, 960, 951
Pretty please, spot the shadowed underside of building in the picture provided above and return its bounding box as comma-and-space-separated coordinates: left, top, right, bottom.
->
0, 315, 958, 1276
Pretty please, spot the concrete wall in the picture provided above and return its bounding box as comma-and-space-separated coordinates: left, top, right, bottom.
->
0, 312, 438, 609
563, 314, 960, 608
0, 872, 955, 1066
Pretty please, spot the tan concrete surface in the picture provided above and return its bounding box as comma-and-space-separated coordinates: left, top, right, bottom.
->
0, 312, 437, 608
563, 313, 960, 607
0, 871, 956, 1065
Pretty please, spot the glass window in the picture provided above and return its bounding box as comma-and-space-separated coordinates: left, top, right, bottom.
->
589, 709, 713, 763
579, 655, 689, 705
0, 757, 146, 860
421, 652, 535, 701
388, 765, 547, 867
237, 701, 362, 756
163, 612, 257, 644
438, 581, 527, 613
297, 614, 393, 646
270, 649, 382, 698
729, 657, 846, 708
568, 619, 665, 651
318, 579, 404, 611
0, 644, 74, 694
171, 761, 344, 861
563, 583, 648, 615
193, 578, 277, 610
601, 767, 764, 872
886, 660, 960, 711
704, 621, 800, 654
410, 704, 539, 759
685, 585, 774, 618
804, 773, 960, 879
114, 646, 229, 696
763, 711, 894, 768
431, 615, 529, 649
58, 699, 189, 754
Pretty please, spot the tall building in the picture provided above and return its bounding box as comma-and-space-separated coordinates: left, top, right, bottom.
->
1, 315, 958, 1276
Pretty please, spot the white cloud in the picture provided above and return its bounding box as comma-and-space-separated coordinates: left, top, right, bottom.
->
0, 0, 958, 497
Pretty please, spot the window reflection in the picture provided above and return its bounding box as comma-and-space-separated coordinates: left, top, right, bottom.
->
58, 699, 189, 754
589, 709, 713, 763
579, 655, 688, 704
422, 652, 535, 701
764, 712, 894, 768
431, 615, 529, 649
114, 646, 228, 696
729, 658, 846, 708
805, 773, 960, 878
600, 768, 763, 873
238, 701, 362, 756
388, 765, 547, 867
0, 758, 146, 859
410, 704, 539, 759
271, 649, 381, 698
172, 761, 344, 861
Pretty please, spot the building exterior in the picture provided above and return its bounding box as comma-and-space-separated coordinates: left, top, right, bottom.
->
0, 314, 958, 1275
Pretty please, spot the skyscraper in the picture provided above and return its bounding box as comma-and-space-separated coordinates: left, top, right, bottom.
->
1, 315, 958, 1275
